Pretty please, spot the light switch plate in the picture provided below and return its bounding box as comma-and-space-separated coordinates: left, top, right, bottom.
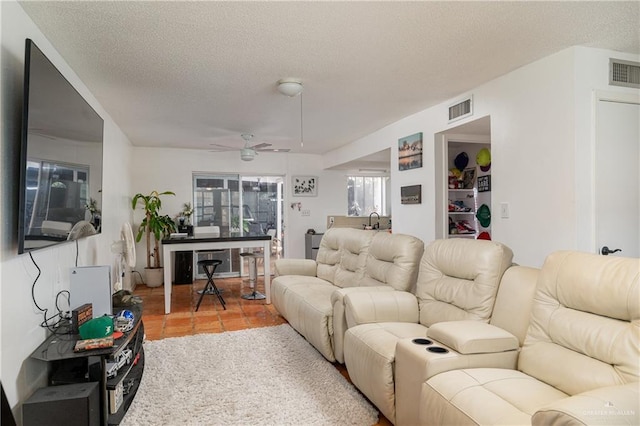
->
500, 202, 510, 219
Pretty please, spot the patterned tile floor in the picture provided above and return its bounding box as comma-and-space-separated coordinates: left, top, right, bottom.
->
133, 275, 391, 425
134, 276, 286, 340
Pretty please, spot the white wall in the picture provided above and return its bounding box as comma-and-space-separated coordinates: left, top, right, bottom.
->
130, 147, 346, 271
325, 46, 639, 267
0, 1, 134, 420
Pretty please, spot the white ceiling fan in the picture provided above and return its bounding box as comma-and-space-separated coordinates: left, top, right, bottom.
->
209, 133, 290, 161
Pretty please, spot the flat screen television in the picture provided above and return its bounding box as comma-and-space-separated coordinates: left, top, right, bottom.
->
18, 39, 104, 254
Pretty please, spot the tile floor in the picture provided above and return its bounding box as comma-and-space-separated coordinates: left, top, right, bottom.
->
133, 275, 391, 426
134, 276, 286, 340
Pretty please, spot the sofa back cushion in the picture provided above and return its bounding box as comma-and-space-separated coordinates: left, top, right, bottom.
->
316, 228, 373, 286
357, 232, 424, 291
416, 239, 514, 327
519, 251, 640, 396
489, 265, 539, 346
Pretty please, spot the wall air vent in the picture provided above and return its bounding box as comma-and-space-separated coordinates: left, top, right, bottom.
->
610, 59, 640, 88
448, 96, 473, 123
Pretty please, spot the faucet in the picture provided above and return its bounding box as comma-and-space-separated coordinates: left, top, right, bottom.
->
368, 212, 380, 230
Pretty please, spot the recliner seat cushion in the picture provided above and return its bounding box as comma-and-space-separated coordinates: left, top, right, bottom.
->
421, 368, 569, 426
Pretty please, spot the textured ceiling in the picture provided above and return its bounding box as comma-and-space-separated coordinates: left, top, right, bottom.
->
19, 1, 640, 156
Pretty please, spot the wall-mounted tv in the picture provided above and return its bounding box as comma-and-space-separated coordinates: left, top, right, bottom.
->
18, 39, 104, 254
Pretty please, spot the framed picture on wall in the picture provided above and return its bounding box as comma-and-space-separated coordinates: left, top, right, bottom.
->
398, 132, 423, 171
401, 185, 422, 204
477, 175, 491, 192
292, 176, 318, 197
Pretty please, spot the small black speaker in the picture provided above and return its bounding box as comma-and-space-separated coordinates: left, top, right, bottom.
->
178, 224, 193, 236
22, 382, 100, 426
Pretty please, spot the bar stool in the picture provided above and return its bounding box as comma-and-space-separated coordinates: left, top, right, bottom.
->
195, 259, 225, 311
240, 252, 266, 300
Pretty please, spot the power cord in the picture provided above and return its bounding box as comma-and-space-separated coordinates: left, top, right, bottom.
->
28, 252, 73, 334
131, 270, 145, 286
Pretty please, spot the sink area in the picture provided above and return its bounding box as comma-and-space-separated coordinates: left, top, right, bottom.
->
326, 215, 391, 231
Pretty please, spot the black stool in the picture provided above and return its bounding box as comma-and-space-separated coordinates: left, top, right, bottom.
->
196, 259, 225, 311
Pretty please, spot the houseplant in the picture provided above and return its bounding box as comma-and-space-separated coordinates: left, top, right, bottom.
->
131, 190, 177, 287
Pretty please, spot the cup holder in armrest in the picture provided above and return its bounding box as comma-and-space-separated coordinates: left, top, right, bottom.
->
427, 346, 449, 354
412, 338, 432, 345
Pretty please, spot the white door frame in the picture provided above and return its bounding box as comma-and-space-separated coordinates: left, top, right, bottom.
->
435, 133, 491, 239
590, 90, 640, 254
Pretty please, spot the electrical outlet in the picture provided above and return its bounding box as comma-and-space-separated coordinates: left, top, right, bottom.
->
329, 216, 335, 225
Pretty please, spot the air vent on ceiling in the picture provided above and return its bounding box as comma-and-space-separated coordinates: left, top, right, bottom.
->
610, 59, 640, 88
448, 96, 473, 122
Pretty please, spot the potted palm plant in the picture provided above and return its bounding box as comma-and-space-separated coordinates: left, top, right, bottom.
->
131, 190, 177, 287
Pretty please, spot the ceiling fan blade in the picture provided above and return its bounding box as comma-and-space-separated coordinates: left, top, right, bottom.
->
258, 148, 291, 153
209, 143, 238, 151
250, 142, 272, 150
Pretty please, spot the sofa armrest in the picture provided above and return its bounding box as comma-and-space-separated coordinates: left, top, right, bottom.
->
345, 290, 419, 328
532, 382, 640, 426
330, 285, 395, 306
274, 258, 317, 277
426, 320, 519, 354
330, 286, 396, 364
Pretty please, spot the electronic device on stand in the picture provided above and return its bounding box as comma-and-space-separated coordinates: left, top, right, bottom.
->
28, 303, 144, 425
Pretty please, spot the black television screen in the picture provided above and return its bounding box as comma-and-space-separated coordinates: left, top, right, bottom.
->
18, 39, 104, 254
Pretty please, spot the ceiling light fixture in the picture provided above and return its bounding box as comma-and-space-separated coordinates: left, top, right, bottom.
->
240, 147, 255, 162
240, 133, 256, 161
277, 78, 303, 97
278, 78, 305, 148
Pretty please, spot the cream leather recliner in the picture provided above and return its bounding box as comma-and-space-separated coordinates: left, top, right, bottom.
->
421, 251, 640, 426
271, 227, 424, 363
393, 264, 539, 425
342, 238, 514, 424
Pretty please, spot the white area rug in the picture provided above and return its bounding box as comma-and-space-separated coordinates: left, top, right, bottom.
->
121, 324, 378, 425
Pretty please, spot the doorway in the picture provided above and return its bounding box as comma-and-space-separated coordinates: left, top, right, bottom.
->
594, 94, 640, 257
240, 176, 285, 261
435, 116, 492, 239
192, 173, 284, 278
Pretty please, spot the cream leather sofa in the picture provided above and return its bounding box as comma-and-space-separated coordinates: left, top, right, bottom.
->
342, 238, 516, 424
271, 227, 424, 363
421, 250, 640, 426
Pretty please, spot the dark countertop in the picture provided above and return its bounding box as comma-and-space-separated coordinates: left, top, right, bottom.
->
162, 235, 271, 244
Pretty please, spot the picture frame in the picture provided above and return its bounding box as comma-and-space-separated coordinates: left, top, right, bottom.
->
398, 132, 423, 171
400, 185, 422, 204
462, 168, 476, 189
477, 175, 491, 192
292, 175, 318, 197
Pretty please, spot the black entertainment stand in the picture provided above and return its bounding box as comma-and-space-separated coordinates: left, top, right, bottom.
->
29, 303, 144, 425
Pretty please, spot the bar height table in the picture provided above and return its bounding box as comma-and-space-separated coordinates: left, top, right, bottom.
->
161, 235, 271, 314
